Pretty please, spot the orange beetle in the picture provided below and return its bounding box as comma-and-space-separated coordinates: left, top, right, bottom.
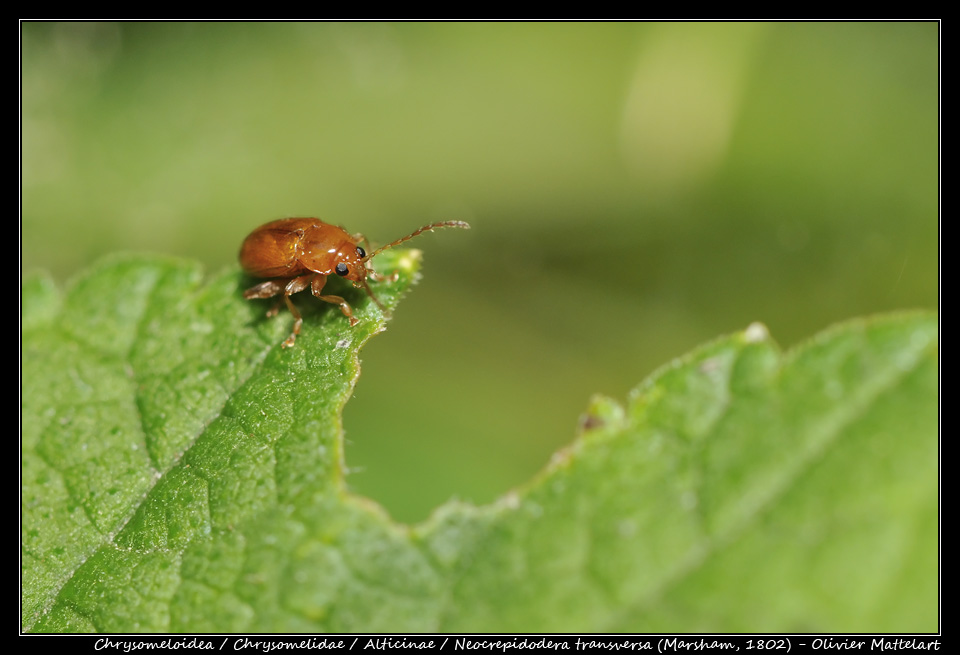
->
240, 218, 469, 348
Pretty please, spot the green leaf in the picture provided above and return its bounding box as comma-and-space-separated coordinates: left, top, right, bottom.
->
21, 256, 937, 632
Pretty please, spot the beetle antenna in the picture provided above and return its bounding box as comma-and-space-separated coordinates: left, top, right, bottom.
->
362, 220, 470, 262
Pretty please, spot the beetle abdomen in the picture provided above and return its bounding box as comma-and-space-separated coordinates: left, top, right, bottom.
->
239, 219, 309, 278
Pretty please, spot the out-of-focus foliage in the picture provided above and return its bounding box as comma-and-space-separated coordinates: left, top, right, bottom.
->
21, 22, 938, 523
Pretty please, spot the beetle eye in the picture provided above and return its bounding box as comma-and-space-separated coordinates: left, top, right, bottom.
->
356, 246, 366, 258
335, 263, 349, 276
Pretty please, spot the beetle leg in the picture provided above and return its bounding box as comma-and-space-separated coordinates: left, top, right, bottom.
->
243, 279, 286, 300
311, 275, 359, 327
367, 270, 399, 283
279, 275, 315, 348
354, 233, 377, 276
280, 297, 301, 348
283, 275, 314, 296
243, 280, 287, 318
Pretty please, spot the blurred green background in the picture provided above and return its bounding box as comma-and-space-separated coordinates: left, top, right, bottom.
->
21, 22, 938, 524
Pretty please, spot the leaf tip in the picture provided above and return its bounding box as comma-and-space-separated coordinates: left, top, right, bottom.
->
392, 248, 423, 275
743, 321, 770, 344
576, 394, 626, 436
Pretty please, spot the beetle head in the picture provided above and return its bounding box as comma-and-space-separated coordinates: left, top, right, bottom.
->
343, 220, 470, 315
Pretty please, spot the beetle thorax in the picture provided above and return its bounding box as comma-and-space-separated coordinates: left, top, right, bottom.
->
297, 225, 367, 281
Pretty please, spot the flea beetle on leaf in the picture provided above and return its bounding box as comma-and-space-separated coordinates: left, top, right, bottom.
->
239, 218, 469, 348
